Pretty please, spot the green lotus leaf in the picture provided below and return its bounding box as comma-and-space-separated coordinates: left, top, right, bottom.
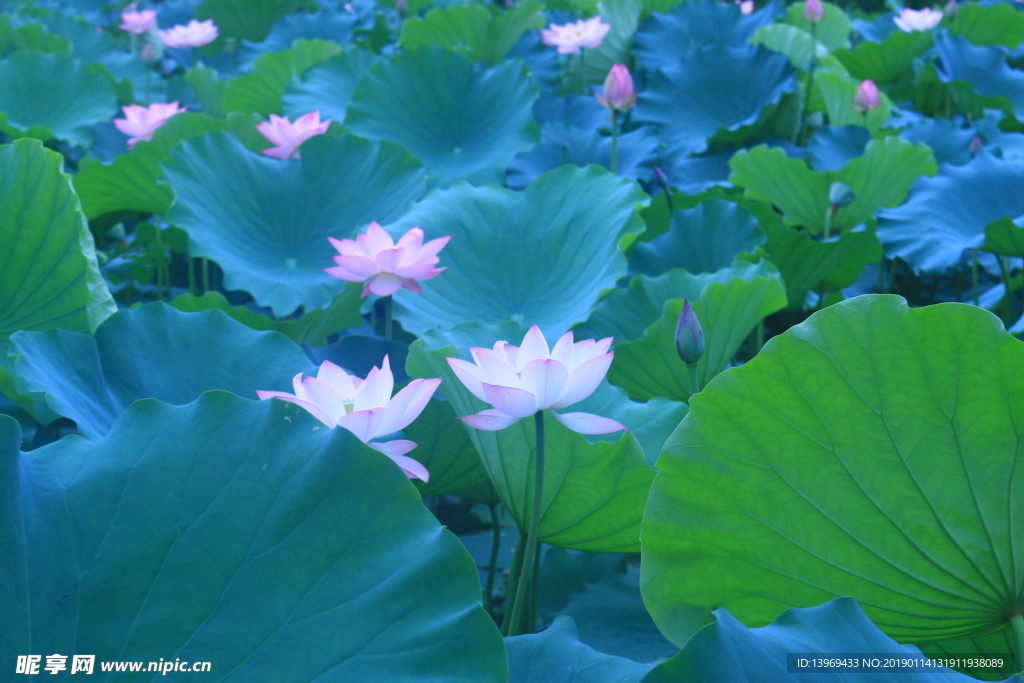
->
983, 217, 1024, 259
387, 165, 649, 341
834, 29, 933, 84
784, 0, 851, 51
0, 16, 69, 57
815, 67, 894, 130
408, 342, 656, 553
282, 49, 380, 123
345, 46, 539, 188
598, 261, 787, 401
0, 393, 506, 680
750, 23, 828, 68
404, 396, 493, 498
643, 599, 1007, 681
641, 295, 1024, 650
9, 304, 318, 439
630, 199, 766, 276
583, 0, 644, 85
162, 132, 426, 317
400, 1, 544, 65
949, 2, 1024, 49
730, 138, 937, 234
921, 630, 1022, 681
506, 616, 655, 683
223, 39, 343, 116
195, 0, 301, 52
0, 51, 117, 147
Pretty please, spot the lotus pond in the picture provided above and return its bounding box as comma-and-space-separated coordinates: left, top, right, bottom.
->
2, 0, 1024, 679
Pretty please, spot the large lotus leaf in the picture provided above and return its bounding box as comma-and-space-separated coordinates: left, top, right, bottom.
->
0, 139, 114, 338
749, 23, 829, 68
404, 396, 492, 498
408, 342, 656, 553
898, 116, 976, 167
400, 2, 544, 65
877, 153, 1024, 273
807, 125, 871, 172
168, 285, 363, 347
641, 296, 1024, 649
921, 630, 1022, 681
581, 0, 643, 85
630, 199, 766, 276
834, 28, 932, 84
345, 46, 539, 188
223, 39, 343, 116
506, 123, 659, 189
643, 599, 1009, 682
0, 393, 507, 680
603, 262, 788, 400
195, 0, 299, 50
282, 49, 380, 123
983, 217, 1024, 259
162, 132, 426, 317
0, 16, 69, 57
657, 151, 735, 195
0, 52, 117, 147
730, 138, 937, 234
936, 34, 1024, 118
815, 68, 894, 130
634, 44, 796, 157
9, 304, 317, 440
386, 165, 648, 341
238, 10, 358, 67
633, 0, 781, 72
506, 616, 654, 683
949, 2, 1024, 49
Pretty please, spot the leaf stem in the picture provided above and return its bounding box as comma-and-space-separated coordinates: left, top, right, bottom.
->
1011, 613, 1024, 673
579, 49, 587, 94
797, 23, 818, 145
972, 249, 979, 306
155, 225, 164, 302
501, 532, 526, 635
202, 257, 210, 294
384, 294, 393, 342
610, 110, 619, 175
998, 254, 1012, 323
484, 502, 501, 617
686, 361, 700, 402
506, 411, 545, 637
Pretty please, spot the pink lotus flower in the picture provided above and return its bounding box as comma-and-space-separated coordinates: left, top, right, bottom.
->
447, 326, 628, 434
325, 222, 450, 298
159, 19, 218, 48
804, 0, 824, 23
119, 4, 156, 35
541, 16, 611, 54
113, 102, 186, 148
738, 0, 754, 14
256, 111, 331, 160
853, 79, 880, 112
257, 357, 440, 481
596, 64, 636, 111
893, 7, 943, 32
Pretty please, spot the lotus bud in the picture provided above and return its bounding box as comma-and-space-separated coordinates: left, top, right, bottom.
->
804, 0, 824, 24
739, 0, 754, 13
675, 299, 705, 364
595, 64, 637, 111
853, 79, 880, 113
828, 181, 855, 216
653, 166, 668, 189
944, 0, 958, 17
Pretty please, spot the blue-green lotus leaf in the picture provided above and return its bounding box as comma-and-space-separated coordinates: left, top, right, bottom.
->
0, 394, 507, 680
238, 11, 357, 67
9, 304, 316, 440
936, 34, 1024, 118
641, 296, 1024, 648
630, 199, 766, 276
345, 46, 539, 188
897, 117, 976, 167
833, 22, 932, 84
634, 45, 796, 157
807, 125, 870, 172
877, 153, 1024, 273
162, 132, 426, 317
0, 52, 118, 147
643, 599, 1009, 682
386, 165, 649, 342
533, 93, 608, 131
656, 151, 734, 194
507, 616, 655, 683
506, 123, 658, 189
38, 13, 153, 97
282, 49, 380, 123
634, 0, 782, 72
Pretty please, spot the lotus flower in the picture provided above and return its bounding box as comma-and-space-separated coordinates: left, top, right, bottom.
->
447, 326, 628, 434
596, 64, 636, 111
256, 111, 332, 159
113, 102, 186, 148
738, 0, 754, 14
893, 7, 943, 32
159, 19, 218, 48
853, 79, 880, 112
119, 4, 156, 35
540, 16, 611, 54
257, 357, 440, 481
804, 0, 823, 23
325, 222, 450, 298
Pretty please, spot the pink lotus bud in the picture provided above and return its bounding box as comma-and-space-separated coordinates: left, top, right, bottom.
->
738, 0, 754, 13
804, 0, 824, 23
653, 166, 669, 188
969, 135, 984, 157
853, 79, 880, 112
944, 0, 958, 16
595, 64, 636, 111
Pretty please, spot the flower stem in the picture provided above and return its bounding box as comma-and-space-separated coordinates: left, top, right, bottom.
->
686, 361, 699, 403
154, 225, 164, 302
484, 502, 501, 616
579, 49, 587, 94
384, 295, 393, 342
506, 411, 545, 637
797, 23, 818, 145
501, 531, 526, 636
824, 207, 832, 240
188, 256, 195, 295
610, 110, 619, 175
972, 249, 979, 306
1011, 613, 1024, 673
202, 257, 210, 294
998, 255, 1013, 323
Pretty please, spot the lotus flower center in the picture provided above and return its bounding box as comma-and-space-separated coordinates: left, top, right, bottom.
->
342, 399, 355, 414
